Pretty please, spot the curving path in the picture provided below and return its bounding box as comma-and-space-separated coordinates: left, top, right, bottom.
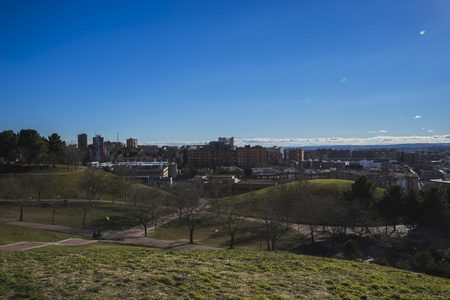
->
0, 213, 219, 251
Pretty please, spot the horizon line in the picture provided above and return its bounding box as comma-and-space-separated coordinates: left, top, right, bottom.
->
66, 134, 450, 148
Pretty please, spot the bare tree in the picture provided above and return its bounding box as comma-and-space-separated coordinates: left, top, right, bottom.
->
206, 176, 222, 207
80, 168, 108, 200
158, 184, 175, 213
106, 175, 123, 204
323, 196, 348, 252
130, 186, 163, 237
28, 172, 55, 202
47, 199, 59, 225
6, 176, 33, 221
114, 165, 137, 202
74, 198, 96, 228
269, 183, 297, 229
171, 182, 191, 218
179, 184, 210, 244
215, 196, 248, 249
258, 203, 290, 251
296, 195, 328, 244
64, 146, 83, 171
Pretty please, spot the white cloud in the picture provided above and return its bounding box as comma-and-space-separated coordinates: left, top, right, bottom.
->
369, 130, 387, 133
230, 135, 450, 147
428, 130, 434, 133
138, 135, 450, 147
415, 115, 422, 119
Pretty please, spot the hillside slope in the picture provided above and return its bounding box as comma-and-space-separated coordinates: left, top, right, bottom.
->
1, 246, 449, 299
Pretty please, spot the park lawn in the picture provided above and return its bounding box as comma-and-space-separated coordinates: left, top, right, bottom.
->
1, 247, 449, 299
0, 222, 87, 246
218, 179, 385, 218
0, 202, 141, 231
237, 179, 384, 201
148, 217, 307, 251
0, 167, 88, 200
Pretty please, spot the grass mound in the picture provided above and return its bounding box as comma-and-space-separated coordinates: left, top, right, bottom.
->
0, 247, 449, 299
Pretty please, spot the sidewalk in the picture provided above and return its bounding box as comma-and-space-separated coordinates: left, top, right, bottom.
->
0, 239, 95, 251
0, 217, 219, 251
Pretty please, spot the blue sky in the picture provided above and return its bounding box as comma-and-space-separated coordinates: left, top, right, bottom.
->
1, 1, 449, 146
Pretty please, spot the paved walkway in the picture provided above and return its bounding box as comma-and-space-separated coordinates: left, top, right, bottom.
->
0, 239, 95, 251
0, 214, 219, 251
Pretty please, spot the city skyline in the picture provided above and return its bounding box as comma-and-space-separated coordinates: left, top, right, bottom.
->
70, 132, 450, 148
1, 1, 449, 146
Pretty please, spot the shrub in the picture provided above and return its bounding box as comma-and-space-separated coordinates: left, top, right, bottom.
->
343, 240, 360, 260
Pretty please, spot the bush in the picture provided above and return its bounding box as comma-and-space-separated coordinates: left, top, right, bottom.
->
343, 239, 360, 260
414, 252, 434, 271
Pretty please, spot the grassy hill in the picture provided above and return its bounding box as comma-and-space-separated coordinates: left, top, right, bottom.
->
234, 179, 384, 201
219, 179, 384, 218
0, 244, 449, 299
0, 167, 160, 201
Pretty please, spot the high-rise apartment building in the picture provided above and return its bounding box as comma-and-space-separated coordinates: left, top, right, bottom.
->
126, 138, 138, 148
93, 135, 105, 162
267, 146, 284, 165
78, 134, 88, 149
284, 148, 304, 162
236, 145, 267, 169
188, 137, 236, 168
188, 147, 214, 169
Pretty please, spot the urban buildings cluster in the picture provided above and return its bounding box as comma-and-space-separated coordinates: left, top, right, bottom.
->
77, 134, 450, 192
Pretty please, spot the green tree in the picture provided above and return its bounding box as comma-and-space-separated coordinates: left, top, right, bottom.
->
18, 129, 48, 167
404, 189, 421, 229
343, 175, 378, 237
0, 130, 19, 164
419, 187, 448, 228
47, 133, 66, 168
344, 175, 377, 207
377, 184, 406, 233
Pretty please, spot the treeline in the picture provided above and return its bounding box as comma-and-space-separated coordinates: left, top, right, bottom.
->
0, 129, 82, 170
249, 175, 450, 276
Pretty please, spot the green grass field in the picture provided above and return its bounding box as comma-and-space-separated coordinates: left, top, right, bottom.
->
149, 217, 307, 251
0, 222, 87, 246
217, 179, 385, 218
235, 179, 384, 201
1, 246, 449, 299
0, 202, 141, 231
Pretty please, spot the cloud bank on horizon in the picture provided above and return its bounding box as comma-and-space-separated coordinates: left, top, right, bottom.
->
125, 134, 450, 147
